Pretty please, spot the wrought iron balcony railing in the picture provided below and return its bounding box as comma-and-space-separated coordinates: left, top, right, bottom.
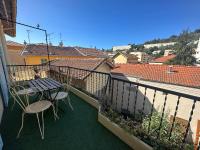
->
7, 64, 200, 149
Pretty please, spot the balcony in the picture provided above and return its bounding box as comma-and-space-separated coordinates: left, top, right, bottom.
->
2, 64, 200, 149
1, 92, 131, 150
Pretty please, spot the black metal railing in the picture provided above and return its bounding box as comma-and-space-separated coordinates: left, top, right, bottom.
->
49, 65, 110, 100
7, 64, 200, 149
7, 64, 49, 82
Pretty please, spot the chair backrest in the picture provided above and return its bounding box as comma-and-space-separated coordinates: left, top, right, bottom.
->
9, 85, 42, 111
61, 69, 73, 91
9, 73, 17, 86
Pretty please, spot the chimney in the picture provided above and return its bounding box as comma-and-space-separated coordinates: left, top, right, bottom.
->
167, 65, 174, 73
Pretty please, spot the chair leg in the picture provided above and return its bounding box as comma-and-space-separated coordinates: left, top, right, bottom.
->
17, 112, 25, 138
52, 104, 59, 120
11, 99, 16, 111
36, 113, 44, 139
67, 96, 74, 111
56, 100, 59, 114
42, 112, 44, 139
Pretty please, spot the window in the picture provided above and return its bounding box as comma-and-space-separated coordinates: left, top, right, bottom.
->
41, 58, 47, 64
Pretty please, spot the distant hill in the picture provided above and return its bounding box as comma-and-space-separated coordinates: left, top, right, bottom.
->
144, 28, 200, 44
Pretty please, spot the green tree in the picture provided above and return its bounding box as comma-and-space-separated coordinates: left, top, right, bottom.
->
128, 44, 145, 53
167, 45, 196, 65
167, 30, 196, 65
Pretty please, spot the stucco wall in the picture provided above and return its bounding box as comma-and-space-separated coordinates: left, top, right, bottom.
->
24, 56, 96, 65
85, 63, 111, 97
113, 45, 131, 52
144, 42, 176, 49
113, 54, 127, 64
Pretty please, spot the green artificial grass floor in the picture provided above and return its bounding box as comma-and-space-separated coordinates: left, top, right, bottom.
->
0, 93, 131, 150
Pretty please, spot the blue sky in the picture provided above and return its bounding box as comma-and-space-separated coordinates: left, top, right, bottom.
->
6, 0, 200, 49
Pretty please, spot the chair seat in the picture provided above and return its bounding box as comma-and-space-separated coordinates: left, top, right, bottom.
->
51, 92, 68, 100
25, 100, 52, 114
17, 88, 35, 95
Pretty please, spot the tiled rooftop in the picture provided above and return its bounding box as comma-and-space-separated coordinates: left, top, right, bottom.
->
111, 64, 200, 88
22, 44, 107, 58
51, 58, 106, 70
22, 44, 82, 56
6, 40, 24, 47
153, 54, 176, 63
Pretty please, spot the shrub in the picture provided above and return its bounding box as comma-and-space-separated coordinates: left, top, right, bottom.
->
101, 106, 193, 149
142, 111, 184, 149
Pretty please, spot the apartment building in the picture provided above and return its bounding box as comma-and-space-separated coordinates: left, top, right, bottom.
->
112, 45, 131, 52
112, 52, 138, 64
144, 42, 176, 49
130, 52, 150, 63
195, 38, 200, 62
164, 49, 174, 56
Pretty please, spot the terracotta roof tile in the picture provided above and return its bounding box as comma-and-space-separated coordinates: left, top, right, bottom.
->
76, 47, 108, 58
7, 41, 24, 47
51, 58, 107, 79
51, 58, 105, 70
153, 54, 176, 63
22, 44, 107, 58
111, 64, 200, 88
22, 44, 82, 56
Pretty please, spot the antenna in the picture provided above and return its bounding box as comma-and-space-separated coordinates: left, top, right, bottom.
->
59, 33, 62, 42
47, 32, 54, 45
26, 30, 32, 44
59, 33, 64, 47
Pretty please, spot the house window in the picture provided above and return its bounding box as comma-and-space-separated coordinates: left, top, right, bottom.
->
41, 58, 47, 64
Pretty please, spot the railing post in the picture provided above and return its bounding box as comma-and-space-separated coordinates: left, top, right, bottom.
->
58, 66, 61, 82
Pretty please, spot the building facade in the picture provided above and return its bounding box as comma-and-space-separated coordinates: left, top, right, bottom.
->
195, 38, 200, 62
112, 45, 131, 52
144, 42, 176, 49
112, 52, 128, 64
130, 52, 150, 63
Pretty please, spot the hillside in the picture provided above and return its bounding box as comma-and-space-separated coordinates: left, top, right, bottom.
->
144, 28, 200, 44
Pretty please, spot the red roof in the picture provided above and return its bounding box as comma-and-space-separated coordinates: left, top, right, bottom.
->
7, 40, 24, 47
111, 64, 200, 88
51, 58, 106, 70
51, 58, 111, 79
76, 47, 108, 58
153, 54, 176, 63
22, 44, 107, 58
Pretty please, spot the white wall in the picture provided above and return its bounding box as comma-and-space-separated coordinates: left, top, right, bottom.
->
85, 63, 111, 98
113, 45, 131, 52
195, 38, 200, 62
144, 42, 176, 49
